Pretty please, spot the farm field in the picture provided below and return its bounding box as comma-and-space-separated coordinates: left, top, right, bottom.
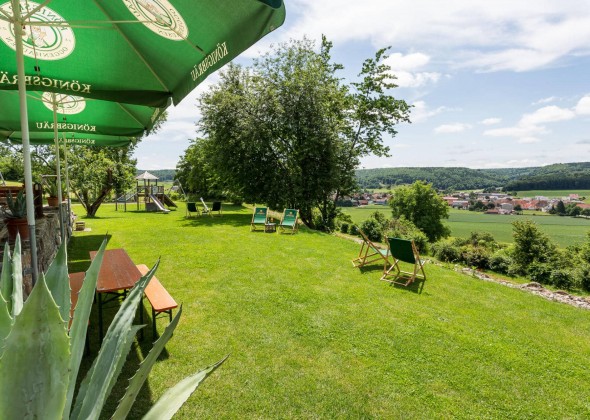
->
64, 202, 590, 418
339, 205, 590, 247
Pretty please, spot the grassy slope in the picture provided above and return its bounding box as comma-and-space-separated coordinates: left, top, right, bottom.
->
68, 203, 590, 418
340, 206, 590, 247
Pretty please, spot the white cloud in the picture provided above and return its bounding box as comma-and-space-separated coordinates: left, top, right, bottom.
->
484, 98, 588, 143
384, 52, 442, 88
435, 123, 472, 134
282, 0, 590, 72
480, 117, 501, 125
575, 95, 590, 115
520, 105, 575, 126
411, 100, 452, 123
532, 96, 557, 106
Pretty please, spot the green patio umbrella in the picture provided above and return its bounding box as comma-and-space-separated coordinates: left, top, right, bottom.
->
1, 0, 285, 283
0, 90, 163, 243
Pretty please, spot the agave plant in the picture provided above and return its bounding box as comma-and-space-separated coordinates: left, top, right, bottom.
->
0, 235, 225, 419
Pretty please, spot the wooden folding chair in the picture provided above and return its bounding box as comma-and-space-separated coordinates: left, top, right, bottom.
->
381, 237, 426, 286
200, 197, 211, 216
278, 209, 299, 234
352, 228, 389, 270
186, 201, 200, 217
211, 201, 222, 216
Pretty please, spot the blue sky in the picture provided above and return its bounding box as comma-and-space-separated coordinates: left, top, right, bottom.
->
136, 0, 590, 170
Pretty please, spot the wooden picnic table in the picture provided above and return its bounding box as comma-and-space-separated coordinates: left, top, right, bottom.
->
90, 248, 142, 342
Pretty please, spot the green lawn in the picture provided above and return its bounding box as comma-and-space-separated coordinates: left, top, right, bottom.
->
65, 202, 590, 418
340, 206, 590, 247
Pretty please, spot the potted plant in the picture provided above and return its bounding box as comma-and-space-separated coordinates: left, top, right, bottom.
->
3, 190, 29, 241
45, 179, 62, 207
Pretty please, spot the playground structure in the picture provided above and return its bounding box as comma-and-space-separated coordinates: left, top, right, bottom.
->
116, 171, 177, 213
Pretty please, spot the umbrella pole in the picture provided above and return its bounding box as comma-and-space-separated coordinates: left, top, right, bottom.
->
51, 100, 66, 244
63, 135, 72, 235
12, 0, 38, 285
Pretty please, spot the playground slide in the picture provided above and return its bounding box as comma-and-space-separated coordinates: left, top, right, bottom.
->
148, 194, 170, 213
161, 194, 177, 207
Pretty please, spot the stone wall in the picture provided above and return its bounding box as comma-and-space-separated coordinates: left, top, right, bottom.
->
0, 207, 72, 296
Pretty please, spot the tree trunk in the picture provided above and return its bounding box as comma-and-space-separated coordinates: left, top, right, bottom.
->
83, 169, 113, 217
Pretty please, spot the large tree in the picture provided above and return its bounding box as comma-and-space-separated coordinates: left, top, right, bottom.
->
389, 181, 450, 242
194, 37, 410, 229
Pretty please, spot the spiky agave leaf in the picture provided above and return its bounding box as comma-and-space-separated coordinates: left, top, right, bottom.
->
63, 236, 108, 419
10, 235, 23, 317
0, 242, 13, 350
71, 261, 160, 420
112, 305, 184, 419
0, 275, 70, 419
142, 355, 228, 420
44, 241, 70, 326
0, 241, 13, 313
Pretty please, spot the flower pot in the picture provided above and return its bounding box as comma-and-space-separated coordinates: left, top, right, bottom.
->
5, 218, 29, 241
47, 196, 60, 207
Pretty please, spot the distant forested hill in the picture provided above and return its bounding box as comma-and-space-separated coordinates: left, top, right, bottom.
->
136, 169, 176, 181
356, 162, 590, 190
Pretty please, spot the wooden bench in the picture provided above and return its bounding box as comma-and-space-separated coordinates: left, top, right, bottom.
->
69, 272, 90, 352
136, 264, 178, 337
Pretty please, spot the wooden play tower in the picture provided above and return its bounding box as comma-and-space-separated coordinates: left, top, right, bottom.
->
135, 171, 176, 213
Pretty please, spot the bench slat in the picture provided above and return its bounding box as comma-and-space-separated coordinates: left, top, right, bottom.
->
136, 264, 178, 311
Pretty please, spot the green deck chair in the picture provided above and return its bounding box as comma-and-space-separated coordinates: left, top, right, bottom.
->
352, 228, 389, 269
251, 206, 268, 231
381, 237, 426, 286
278, 209, 299, 234
186, 201, 200, 218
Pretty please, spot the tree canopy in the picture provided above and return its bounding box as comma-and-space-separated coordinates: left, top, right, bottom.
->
177, 36, 411, 229
389, 181, 450, 242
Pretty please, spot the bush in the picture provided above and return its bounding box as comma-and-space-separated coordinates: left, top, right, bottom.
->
431, 240, 461, 263
488, 250, 512, 274
360, 218, 383, 242
340, 223, 349, 234
578, 264, 590, 291
527, 262, 553, 284
385, 216, 428, 253
349, 224, 359, 236
461, 246, 491, 269
550, 269, 574, 290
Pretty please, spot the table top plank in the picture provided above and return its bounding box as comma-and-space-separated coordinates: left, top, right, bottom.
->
89, 249, 141, 293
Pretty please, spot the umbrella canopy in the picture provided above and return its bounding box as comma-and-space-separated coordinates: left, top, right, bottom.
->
1, 131, 134, 148
0, 90, 166, 138
0, 1, 286, 106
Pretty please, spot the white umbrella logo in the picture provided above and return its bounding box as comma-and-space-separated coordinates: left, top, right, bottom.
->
0, 1, 75, 60
41, 93, 86, 115
123, 0, 188, 41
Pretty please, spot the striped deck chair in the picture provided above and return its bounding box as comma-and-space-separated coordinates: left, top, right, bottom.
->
278, 209, 299, 234
251, 206, 268, 231
352, 228, 389, 270
381, 237, 426, 286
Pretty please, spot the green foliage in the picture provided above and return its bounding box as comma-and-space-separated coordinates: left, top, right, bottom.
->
4, 190, 27, 219
389, 181, 450, 242
488, 249, 513, 274
384, 216, 429, 253
511, 220, 556, 273
549, 269, 574, 289
188, 36, 410, 230
0, 237, 223, 419
555, 200, 566, 215
359, 218, 383, 242
356, 162, 590, 191
431, 240, 461, 263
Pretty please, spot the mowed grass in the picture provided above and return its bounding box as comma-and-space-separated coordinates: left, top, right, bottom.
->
340, 206, 590, 247
67, 203, 590, 418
